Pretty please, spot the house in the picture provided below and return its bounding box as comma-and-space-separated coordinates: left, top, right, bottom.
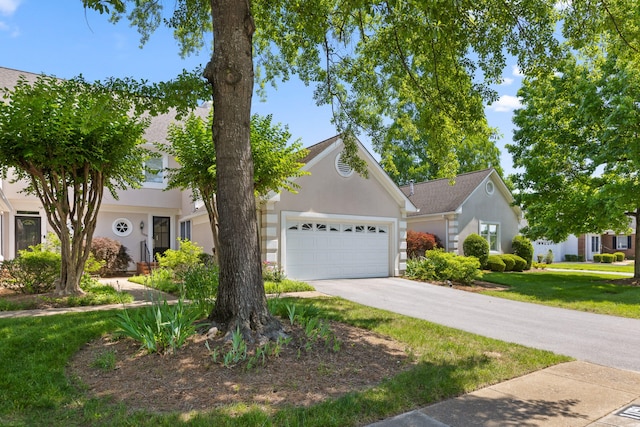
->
259, 136, 418, 280
1, 66, 417, 280
399, 168, 521, 255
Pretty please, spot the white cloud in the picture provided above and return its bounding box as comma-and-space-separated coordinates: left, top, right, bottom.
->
0, 0, 21, 16
500, 77, 514, 86
488, 95, 522, 112
512, 65, 524, 77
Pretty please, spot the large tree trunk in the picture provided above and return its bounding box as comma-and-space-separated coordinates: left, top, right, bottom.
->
206, 0, 283, 341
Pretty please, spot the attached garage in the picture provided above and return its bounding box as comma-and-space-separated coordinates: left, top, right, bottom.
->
284, 218, 391, 280
260, 135, 418, 281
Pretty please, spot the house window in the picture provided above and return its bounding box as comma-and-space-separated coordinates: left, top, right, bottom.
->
143, 155, 167, 188
112, 218, 133, 237
180, 220, 191, 240
591, 235, 600, 252
480, 222, 500, 252
616, 235, 631, 250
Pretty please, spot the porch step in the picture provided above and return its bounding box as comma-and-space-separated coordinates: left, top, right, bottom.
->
136, 262, 159, 275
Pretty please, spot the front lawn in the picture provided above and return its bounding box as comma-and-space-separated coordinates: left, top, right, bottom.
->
0, 298, 568, 426
545, 262, 634, 273
481, 271, 640, 318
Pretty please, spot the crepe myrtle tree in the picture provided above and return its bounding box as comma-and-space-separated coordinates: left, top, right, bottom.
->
84, 0, 568, 341
159, 111, 308, 265
0, 75, 149, 295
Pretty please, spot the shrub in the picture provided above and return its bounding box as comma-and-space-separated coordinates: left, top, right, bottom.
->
512, 235, 534, 270
91, 237, 132, 276
601, 253, 615, 263
613, 252, 625, 262
500, 254, 515, 271
486, 255, 506, 272
181, 264, 219, 317
536, 254, 544, 263
156, 239, 204, 277
510, 255, 527, 272
262, 261, 286, 282
593, 254, 603, 263
463, 233, 489, 268
406, 230, 441, 258
564, 254, 579, 262
0, 248, 61, 294
544, 249, 554, 264
406, 249, 481, 285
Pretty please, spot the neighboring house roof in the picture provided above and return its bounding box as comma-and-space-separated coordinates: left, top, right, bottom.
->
0, 66, 42, 89
400, 168, 517, 217
301, 135, 342, 164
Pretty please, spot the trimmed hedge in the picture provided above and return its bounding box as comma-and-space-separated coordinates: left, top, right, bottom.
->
463, 233, 489, 268
593, 254, 603, 263
601, 253, 615, 263
500, 254, 515, 272
406, 249, 482, 284
512, 235, 534, 270
613, 252, 625, 262
564, 254, 585, 262
509, 254, 527, 272
486, 255, 506, 272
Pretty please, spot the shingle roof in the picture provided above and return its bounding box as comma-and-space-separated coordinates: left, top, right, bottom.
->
301, 134, 342, 163
400, 168, 494, 216
0, 66, 47, 90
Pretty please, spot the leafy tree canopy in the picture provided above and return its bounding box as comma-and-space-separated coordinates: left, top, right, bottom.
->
0, 74, 150, 294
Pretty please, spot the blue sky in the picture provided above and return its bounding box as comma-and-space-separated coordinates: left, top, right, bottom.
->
0, 0, 524, 176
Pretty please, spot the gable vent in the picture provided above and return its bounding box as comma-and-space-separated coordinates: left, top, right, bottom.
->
336, 153, 354, 177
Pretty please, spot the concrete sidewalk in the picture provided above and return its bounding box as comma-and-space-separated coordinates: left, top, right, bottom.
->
369, 361, 640, 427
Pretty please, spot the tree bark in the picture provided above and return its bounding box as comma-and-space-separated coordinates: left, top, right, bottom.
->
206, 0, 283, 341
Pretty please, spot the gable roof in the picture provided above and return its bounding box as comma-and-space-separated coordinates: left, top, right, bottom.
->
400, 168, 513, 217
268, 134, 418, 213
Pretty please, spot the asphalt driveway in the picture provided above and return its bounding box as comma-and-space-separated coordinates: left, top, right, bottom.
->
308, 277, 640, 373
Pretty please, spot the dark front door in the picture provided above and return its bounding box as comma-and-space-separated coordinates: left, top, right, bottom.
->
16, 216, 41, 252
153, 216, 170, 260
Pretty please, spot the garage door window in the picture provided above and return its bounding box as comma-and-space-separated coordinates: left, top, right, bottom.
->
288, 221, 388, 234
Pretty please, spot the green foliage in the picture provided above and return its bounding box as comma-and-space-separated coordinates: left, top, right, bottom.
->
510, 255, 527, 272
613, 252, 625, 262
544, 250, 554, 264
264, 279, 313, 294
142, 268, 181, 294
601, 253, 615, 263
114, 297, 199, 354
0, 75, 152, 294
181, 264, 219, 317
262, 261, 285, 283
90, 350, 117, 371
564, 254, 584, 262
406, 249, 481, 285
0, 249, 61, 294
593, 254, 603, 263
155, 238, 204, 277
512, 235, 534, 270
406, 230, 441, 259
463, 233, 490, 268
486, 255, 506, 272
500, 255, 516, 272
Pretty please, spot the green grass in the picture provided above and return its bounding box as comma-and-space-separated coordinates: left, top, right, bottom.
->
545, 262, 634, 273
265, 279, 314, 294
0, 282, 133, 311
481, 271, 640, 318
0, 298, 569, 426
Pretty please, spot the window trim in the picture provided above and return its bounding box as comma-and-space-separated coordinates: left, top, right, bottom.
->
143, 154, 168, 189
112, 218, 133, 237
479, 221, 501, 253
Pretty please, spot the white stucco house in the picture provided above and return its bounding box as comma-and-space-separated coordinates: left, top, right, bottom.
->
0, 66, 418, 280
399, 168, 522, 255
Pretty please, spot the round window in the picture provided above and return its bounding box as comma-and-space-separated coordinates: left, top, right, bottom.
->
486, 181, 495, 195
112, 218, 133, 237
335, 153, 354, 177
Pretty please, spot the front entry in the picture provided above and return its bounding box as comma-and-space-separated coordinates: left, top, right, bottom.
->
153, 216, 170, 259
16, 215, 41, 252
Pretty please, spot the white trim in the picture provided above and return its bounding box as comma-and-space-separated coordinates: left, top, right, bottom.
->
479, 220, 501, 253
112, 218, 133, 237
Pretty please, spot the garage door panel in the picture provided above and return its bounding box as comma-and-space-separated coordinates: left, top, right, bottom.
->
285, 220, 390, 280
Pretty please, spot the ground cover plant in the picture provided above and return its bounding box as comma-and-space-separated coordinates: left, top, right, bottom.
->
480, 271, 640, 318
0, 275, 133, 311
0, 298, 568, 426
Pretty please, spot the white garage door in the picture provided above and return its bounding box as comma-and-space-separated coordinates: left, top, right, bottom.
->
285, 220, 390, 280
